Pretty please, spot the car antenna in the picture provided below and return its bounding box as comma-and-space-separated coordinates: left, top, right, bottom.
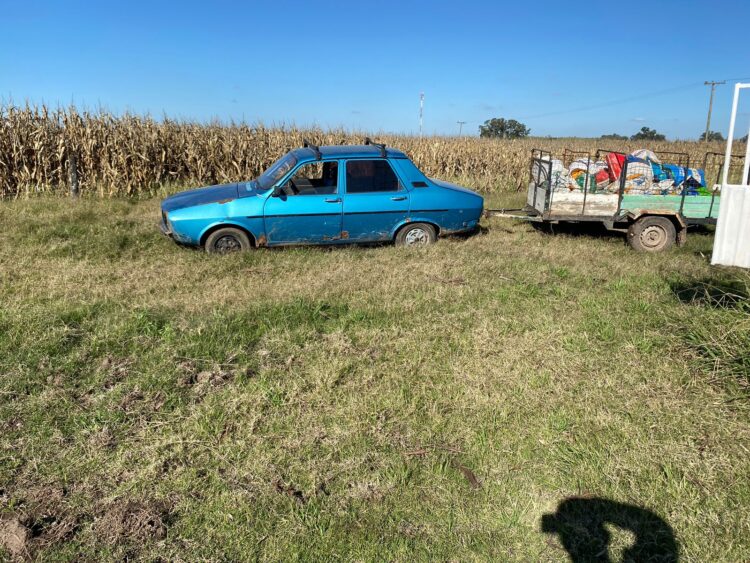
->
302, 139, 322, 160
364, 137, 387, 158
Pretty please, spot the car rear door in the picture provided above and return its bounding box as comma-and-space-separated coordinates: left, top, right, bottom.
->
263, 160, 343, 244
342, 159, 410, 242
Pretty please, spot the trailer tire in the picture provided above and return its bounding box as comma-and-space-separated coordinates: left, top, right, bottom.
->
530, 221, 551, 233
627, 216, 676, 252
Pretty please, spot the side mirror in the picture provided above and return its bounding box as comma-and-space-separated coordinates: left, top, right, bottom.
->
272, 185, 284, 197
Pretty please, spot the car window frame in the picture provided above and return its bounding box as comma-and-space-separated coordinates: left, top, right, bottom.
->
257, 152, 298, 190
344, 158, 404, 195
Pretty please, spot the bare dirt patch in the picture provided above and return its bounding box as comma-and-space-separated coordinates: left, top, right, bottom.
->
93, 499, 170, 545
176, 356, 245, 393
99, 355, 133, 389
1, 485, 80, 558
0, 516, 29, 558
273, 479, 306, 504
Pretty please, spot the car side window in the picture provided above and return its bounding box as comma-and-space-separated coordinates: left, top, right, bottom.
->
345, 160, 400, 193
285, 161, 338, 195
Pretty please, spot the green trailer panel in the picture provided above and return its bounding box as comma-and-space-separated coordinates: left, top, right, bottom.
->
621, 194, 719, 220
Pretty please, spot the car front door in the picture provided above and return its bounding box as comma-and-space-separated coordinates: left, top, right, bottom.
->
342, 159, 410, 242
263, 160, 343, 244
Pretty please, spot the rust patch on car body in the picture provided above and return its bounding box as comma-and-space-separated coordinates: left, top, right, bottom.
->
257, 235, 267, 247
341, 231, 349, 239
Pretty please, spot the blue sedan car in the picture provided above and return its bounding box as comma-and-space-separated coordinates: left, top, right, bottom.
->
160, 139, 483, 252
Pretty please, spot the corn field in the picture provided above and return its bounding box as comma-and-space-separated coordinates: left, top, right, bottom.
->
0, 103, 729, 198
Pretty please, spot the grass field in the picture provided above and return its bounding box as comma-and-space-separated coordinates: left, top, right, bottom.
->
1, 192, 749, 561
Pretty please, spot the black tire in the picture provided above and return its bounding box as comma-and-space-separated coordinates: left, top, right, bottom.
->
395, 222, 437, 247
627, 216, 676, 252
530, 221, 551, 233
205, 227, 253, 254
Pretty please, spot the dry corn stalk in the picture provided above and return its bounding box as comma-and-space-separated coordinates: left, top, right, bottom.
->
0, 103, 728, 198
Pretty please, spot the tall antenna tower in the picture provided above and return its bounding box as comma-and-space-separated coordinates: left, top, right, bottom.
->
419, 92, 424, 138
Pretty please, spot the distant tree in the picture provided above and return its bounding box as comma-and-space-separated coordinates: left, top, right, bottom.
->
600, 133, 628, 140
739, 134, 748, 143
699, 130, 725, 142
630, 127, 666, 141
479, 118, 530, 139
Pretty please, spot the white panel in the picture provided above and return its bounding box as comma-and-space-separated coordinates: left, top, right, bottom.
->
712, 185, 750, 268
548, 192, 617, 216
526, 182, 547, 214
711, 83, 750, 269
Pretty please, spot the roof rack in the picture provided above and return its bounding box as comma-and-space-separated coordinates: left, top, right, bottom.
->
302, 139, 322, 160
364, 137, 387, 158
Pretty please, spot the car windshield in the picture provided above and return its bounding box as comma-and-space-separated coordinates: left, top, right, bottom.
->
257, 152, 298, 190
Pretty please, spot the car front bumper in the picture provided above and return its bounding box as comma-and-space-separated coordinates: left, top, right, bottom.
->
160, 221, 172, 237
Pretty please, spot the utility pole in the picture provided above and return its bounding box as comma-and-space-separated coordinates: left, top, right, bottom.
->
704, 80, 726, 142
456, 120, 466, 137
419, 92, 424, 138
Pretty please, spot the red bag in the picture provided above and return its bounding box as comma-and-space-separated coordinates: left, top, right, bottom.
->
606, 152, 625, 182
595, 169, 610, 187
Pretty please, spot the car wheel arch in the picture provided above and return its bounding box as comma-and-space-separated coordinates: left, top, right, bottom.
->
393, 220, 441, 240
199, 223, 257, 248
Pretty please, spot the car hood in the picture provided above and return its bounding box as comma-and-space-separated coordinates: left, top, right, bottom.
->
429, 178, 482, 198
161, 183, 240, 212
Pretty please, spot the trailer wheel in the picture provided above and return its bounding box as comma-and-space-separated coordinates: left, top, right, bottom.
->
627, 216, 676, 252
530, 221, 551, 233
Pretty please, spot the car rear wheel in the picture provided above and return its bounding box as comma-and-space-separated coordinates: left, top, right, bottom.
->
205, 227, 253, 254
627, 216, 676, 252
395, 223, 437, 247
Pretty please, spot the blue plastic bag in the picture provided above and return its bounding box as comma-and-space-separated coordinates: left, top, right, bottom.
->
663, 164, 686, 187
651, 162, 667, 181
685, 168, 706, 187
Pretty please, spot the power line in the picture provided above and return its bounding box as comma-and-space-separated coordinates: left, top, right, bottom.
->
518, 77, 750, 121
519, 82, 705, 120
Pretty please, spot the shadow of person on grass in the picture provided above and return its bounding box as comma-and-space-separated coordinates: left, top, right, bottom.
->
531, 221, 625, 243
541, 497, 678, 562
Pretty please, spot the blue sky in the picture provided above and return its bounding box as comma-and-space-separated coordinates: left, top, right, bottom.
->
2, 0, 749, 139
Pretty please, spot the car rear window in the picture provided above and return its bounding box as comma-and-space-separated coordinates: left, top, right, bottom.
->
345, 160, 400, 193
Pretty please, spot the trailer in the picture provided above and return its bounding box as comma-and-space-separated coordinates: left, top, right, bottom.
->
486, 147, 743, 252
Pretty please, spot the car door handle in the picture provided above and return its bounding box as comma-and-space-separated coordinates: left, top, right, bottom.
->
391, 196, 407, 201
324, 198, 342, 203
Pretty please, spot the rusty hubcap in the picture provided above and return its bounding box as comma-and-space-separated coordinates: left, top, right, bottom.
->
215, 235, 242, 253
640, 225, 667, 249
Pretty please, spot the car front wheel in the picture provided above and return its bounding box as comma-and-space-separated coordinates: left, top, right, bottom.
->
395, 223, 437, 247
205, 227, 253, 254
